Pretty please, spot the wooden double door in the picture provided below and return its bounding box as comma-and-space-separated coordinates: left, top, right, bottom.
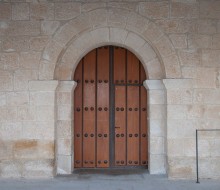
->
74, 46, 148, 168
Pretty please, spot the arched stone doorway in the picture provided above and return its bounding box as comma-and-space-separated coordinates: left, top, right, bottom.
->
38, 7, 182, 176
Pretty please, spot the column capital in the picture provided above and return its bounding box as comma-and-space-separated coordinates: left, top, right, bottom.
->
144, 80, 165, 90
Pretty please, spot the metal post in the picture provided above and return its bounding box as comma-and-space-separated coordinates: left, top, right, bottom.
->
196, 129, 199, 183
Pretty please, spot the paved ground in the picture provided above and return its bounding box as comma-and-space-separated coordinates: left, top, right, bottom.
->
0, 169, 219, 190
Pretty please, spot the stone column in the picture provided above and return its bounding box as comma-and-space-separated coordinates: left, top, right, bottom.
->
56, 81, 77, 174
144, 80, 166, 174
28, 80, 59, 177
163, 79, 194, 179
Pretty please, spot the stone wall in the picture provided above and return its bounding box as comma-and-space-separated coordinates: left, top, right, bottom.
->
0, 0, 220, 179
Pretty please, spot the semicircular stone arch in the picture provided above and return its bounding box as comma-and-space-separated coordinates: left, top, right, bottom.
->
43, 7, 181, 176
39, 8, 181, 80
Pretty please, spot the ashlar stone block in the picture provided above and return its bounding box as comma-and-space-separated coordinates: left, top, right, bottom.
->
30, 36, 49, 51
139, 2, 169, 19
30, 2, 54, 20
12, 3, 29, 20
20, 51, 41, 69
2, 36, 30, 52
0, 71, 13, 91
0, 3, 11, 20
200, 1, 220, 19
41, 21, 60, 35
55, 2, 81, 20
170, 2, 199, 18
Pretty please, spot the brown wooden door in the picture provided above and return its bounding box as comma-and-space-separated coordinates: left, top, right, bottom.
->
74, 46, 148, 168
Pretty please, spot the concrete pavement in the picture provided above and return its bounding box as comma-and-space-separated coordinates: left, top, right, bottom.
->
0, 170, 219, 190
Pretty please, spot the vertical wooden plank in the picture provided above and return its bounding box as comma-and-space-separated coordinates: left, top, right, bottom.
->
83, 50, 96, 168
127, 51, 140, 166
114, 47, 126, 166
140, 64, 148, 166
97, 47, 110, 168
74, 61, 83, 168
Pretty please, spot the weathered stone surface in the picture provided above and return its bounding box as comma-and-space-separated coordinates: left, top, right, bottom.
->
0, 122, 22, 140
109, 28, 128, 45
167, 89, 192, 105
149, 154, 166, 174
124, 32, 145, 52
168, 157, 195, 179
57, 155, 72, 174
108, 2, 138, 11
29, 80, 58, 92
168, 139, 184, 156
17, 105, 35, 121
200, 1, 220, 19
142, 22, 163, 42
22, 121, 54, 140
30, 2, 54, 20
126, 12, 149, 34
57, 105, 72, 121
212, 34, 220, 49
55, 2, 81, 20
2, 36, 30, 52
188, 34, 212, 49
0, 21, 41, 36
170, 2, 198, 18
139, 2, 169, 19
36, 106, 54, 121
197, 19, 217, 34
163, 79, 193, 89
178, 49, 200, 66
81, 2, 106, 12
154, 35, 175, 57
0, 3, 11, 20
30, 92, 55, 106
12, 3, 29, 20
41, 21, 60, 35
57, 121, 71, 139
150, 137, 164, 154
14, 70, 38, 91
149, 119, 165, 137
0, 71, 13, 91
0, 92, 6, 106
6, 92, 29, 106
57, 139, 71, 155
42, 40, 63, 63
195, 67, 216, 89
148, 105, 166, 120
0, 160, 22, 178
0, 140, 13, 160
23, 159, 54, 178
155, 19, 197, 34
30, 36, 49, 51
107, 8, 129, 28
169, 34, 187, 49
1, 52, 19, 70
193, 89, 220, 104
162, 54, 181, 78
20, 51, 41, 69
201, 49, 220, 67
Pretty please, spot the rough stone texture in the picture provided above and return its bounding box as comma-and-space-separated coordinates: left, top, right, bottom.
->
55, 2, 81, 20
30, 3, 54, 21
12, 3, 29, 21
0, 0, 220, 180
0, 3, 11, 20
